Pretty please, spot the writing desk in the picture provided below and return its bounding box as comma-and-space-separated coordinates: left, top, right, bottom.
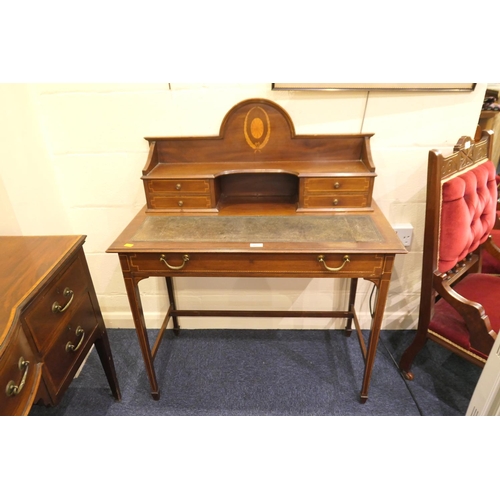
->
107, 98, 406, 403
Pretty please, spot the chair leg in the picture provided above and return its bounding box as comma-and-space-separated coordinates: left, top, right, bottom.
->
398, 329, 428, 380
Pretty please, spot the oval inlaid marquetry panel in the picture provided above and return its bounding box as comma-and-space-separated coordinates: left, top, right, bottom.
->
244, 106, 271, 152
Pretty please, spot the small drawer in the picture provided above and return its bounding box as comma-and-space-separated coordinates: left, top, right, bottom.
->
304, 177, 370, 193
147, 179, 211, 194
303, 194, 369, 209
128, 252, 385, 278
149, 195, 213, 210
43, 292, 98, 395
24, 254, 88, 353
0, 325, 41, 416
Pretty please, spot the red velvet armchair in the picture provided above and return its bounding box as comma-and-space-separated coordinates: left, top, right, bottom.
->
399, 129, 500, 379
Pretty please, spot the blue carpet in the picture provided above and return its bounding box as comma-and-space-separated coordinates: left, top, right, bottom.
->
28, 329, 482, 416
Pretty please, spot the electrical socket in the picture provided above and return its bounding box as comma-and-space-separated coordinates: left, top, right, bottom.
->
393, 223, 413, 247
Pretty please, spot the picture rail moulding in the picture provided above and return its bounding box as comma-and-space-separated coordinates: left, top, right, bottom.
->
271, 83, 477, 92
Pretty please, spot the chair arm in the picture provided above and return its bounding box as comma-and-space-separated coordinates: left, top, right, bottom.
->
483, 234, 500, 260
434, 276, 497, 354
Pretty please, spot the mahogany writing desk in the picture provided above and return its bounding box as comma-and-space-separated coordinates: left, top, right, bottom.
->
107, 98, 406, 403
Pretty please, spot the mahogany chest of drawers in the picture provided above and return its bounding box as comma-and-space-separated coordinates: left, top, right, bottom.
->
0, 236, 120, 416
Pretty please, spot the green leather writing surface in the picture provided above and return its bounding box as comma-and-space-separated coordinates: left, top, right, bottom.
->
132, 215, 383, 243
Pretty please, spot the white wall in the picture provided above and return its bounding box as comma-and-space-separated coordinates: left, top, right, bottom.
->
0, 84, 72, 235
0, 83, 487, 331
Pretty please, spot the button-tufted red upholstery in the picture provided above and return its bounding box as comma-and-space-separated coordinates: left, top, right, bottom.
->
439, 160, 497, 273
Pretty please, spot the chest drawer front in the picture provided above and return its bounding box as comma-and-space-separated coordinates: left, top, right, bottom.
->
0, 325, 40, 416
149, 195, 213, 210
303, 194, 369, 209
24, 253, 88, 353
304, 177, 370, 193
128, 252, 385, 277
43, 292, 98, 395
147, 179, 211, 194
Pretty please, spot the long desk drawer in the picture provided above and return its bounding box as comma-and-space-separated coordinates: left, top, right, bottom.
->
127, 252, 385, 277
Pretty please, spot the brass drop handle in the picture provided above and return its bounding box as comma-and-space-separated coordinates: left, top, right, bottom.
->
66, 326, 85, 353
52, 287, 74, 313
5, 357, 30, 397
317, 254, 350, 272
160, 254, 190, 270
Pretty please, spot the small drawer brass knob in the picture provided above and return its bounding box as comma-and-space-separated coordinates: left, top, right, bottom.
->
178, 200, 184, 207
176, 183, 182, 190
334, 182, 340, 189
333, 199, 339, 206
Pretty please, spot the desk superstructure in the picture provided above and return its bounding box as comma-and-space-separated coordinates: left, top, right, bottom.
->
108, 98, 406, 402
